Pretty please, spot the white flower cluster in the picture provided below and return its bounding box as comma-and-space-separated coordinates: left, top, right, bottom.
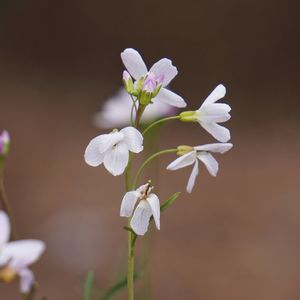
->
84, 48, 233, 235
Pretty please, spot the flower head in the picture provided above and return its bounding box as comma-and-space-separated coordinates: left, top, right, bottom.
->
94, 89, 177, 129
120, 182, 160, 236
180, 84, 231, 142
167, 143, 233, 193
120, 48, 186, 108
0, 130, 10, 157
0, 211, 45, 294
84, 126, 143, 176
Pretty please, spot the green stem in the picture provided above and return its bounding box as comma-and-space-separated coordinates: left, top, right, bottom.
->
132, 148, 178, 190
127, 219, 135, 300
0, 162, 17, 240
142, 115, 180, 136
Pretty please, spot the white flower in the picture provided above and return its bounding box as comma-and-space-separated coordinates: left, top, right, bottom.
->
120, 183, 160, 236
84, 126, 143, 176
121, 48, 187, 108
180, 84, 231, 142
0, 211, 45, 294
196, 84, 231, 142
94, 89, 177, 129
167, 143, 233, 193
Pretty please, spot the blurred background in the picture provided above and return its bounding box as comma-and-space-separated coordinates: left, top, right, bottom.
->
0, 0, 299, 299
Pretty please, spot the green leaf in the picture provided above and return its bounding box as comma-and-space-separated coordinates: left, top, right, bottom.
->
99, 273, 139, 300
84, 271, 94, 300
160, 192, 181, 213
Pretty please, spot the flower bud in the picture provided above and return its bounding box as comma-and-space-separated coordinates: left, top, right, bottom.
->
177, 145, 194, 155
0, 130, 10, 157
179, 111, 198, 122
122, 71, 134, 94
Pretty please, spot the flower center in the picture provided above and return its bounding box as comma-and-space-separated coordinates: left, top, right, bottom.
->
0, 266, 17, 283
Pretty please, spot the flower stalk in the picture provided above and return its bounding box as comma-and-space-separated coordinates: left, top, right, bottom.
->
142, 115, 180, 136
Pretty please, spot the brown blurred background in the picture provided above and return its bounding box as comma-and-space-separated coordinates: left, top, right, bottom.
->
0, 0, 299, 299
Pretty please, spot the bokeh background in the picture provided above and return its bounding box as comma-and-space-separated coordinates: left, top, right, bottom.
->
0, 0, 299, 299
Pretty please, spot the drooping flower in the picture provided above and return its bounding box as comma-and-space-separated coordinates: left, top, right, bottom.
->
167, 143, 233, 193
121, 48, 187, 108
180, 84, 231, 142
0, 130, 10, 157
84, 126, 143, 176
93, 89, 177, 129
0, 211, 45, 294
120, 182, 160, 236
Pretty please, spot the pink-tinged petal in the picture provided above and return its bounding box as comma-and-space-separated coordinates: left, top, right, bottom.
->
197, 152, 219, 176
149, 58, 178, 87
202, 84, 226, 105
103, 142, 129, 176
167, 151, 196, 171
120, 191, 140, 217
147, 193, 160, 230
0, 211, 10, 246
120, 127, 143, 153
200, 122, 231, 142
4, 240, 45, 271
186, 160, 199, 193
154, 88, 187, 108
194, 143, 233, 153
19, 268, 34, 294
130, 200, 153, 236
121, 48, 148, 80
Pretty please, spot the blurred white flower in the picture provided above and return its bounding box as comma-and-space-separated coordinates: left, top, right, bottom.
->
120, 183, 160, 236
84, 127, 143, 176
167, 143, 233, 193
0, 211, 45, 294
94, 89, 177, 129
121, 48, 187, 108
180, 84, 231, 142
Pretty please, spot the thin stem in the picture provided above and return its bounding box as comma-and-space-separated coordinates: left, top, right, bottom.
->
132, 148, 178, 190
127, 219, 135, 300
135, 104, 146, 129
142, 115, 180, 136
0, 163, 17, 240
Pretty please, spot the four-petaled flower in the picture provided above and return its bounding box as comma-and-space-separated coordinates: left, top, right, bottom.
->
0, 211, 45, 294
121, 48, 187, 108
180, 84, 231, 142
93, 89, 177, 129
85, 127, 143, 176
167, 143, 233, 193
120, 183, 160, 236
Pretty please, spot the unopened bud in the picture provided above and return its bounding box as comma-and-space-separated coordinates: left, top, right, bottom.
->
122, 71, 134, 94
0, 130, 10, 157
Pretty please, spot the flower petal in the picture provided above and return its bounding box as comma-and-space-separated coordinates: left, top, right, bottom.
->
130, 200, 153, 236
103, 142, 129, 176
3, 240, 45, 271
167, 151, 197, 171
147, 193, 160, 230
84, 132, 124, 167
153, 88, 187, 108
202, 84, 226, 105
19, 268, 34, 294
120, 127, 143, 153
0, 211, 10, 246
194, 143, 233, 153
120, 191, 140, 217
198, 103, 231, 123
200, 122, 231, 142
121, 48, 148, 80
149, 58, 178, 87
186, 160, 199, 193
197, 152, 219, 176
